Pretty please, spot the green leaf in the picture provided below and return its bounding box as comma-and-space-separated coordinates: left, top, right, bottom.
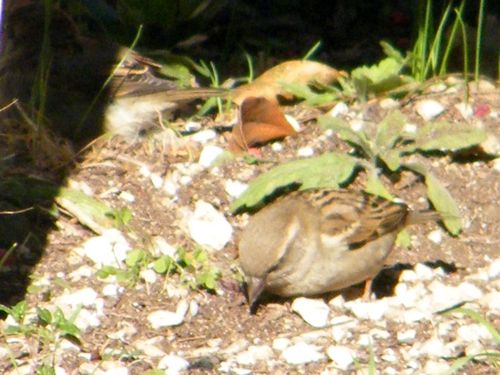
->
351, 57, 407, 95
425, 173, 462, 234
375, 110, 407, 150
37, 307, 52, 326
281, 82, 338, 106
153, 255, 175, 274
364, 172, 394, 200
378, 149, 402, 171
414, 122, 487, 152
405, 163, 461, 234
396, 229, 412, 248
319, 116, 374, 158
36, 365, 56, 375
231, 152, 359, 211
125, 249, 146, 268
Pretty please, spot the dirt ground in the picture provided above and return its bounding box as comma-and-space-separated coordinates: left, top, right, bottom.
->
1, 77, 499, 374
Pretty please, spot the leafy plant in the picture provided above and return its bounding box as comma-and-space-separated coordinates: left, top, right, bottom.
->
232, 110, 488, 235
154, 246, 221, 292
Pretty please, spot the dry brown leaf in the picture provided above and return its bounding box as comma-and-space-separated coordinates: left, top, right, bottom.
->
231, 60, 347, 105
229, 97, 297, 152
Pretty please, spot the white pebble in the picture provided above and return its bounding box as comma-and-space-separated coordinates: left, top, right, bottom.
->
151, 237, 177, 258
403, 123, 417, 133
488, 258, 500, 279
381, 348, 397, 363
134, 337, 166, 357
102, 284, 119, 297
427, 229, 443, 244
414, 263, 435, 280
326, 346, 355, 370
140, 269, 157, 284
415, 99, 445, 121
187, 200, 233, 251
75, 229, 130, 267
224, 180, 248, 199
328, 102, 349, 117
297, 146, 314, 157
480, 291, 500, 313
291, 297, 330, 328
399, 269, 418, 282
397, 329, 417, 343
350, 120, 365, 132
379, 98, 399, 109
198, 145, 225, 167
423, 360, 450, 375
457, 324, 494, 342
189, 300, 199, 317
118, 191, 135, 203
185, 120, 202, 132
150, 173, 164, 189
158, 354, 189, 374
147, 301, 189, 329
400, 308, 429, 323
272, 338, 291, 351
345, 299, 389, 320
281, 342, 324, 364
271, 142, 283, 152
236, 345, 274, 366
191, 129, 217, 143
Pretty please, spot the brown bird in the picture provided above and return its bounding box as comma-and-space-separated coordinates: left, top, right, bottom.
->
0, 4, 225, 142
238, 189, 439, 310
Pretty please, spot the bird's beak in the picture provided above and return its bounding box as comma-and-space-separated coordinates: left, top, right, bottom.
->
246, 276, 266, 313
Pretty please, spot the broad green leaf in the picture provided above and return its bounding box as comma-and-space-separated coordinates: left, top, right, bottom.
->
396, 229, 411, 249
153, 255, 175, 274
404, 163, 461, 234
125, 249, 146, 267
375, 110, 407, 150
378, 149, 402, 171
231, 152, 359, 211
425, 173, 462, 235
415, 122, 487, 152
37, 308, 52, 325
281, 82, 338, 106
364, 172, 394, 200
380, 41, 406, 64
351, 57, 407, 95
319, 116, 374, 158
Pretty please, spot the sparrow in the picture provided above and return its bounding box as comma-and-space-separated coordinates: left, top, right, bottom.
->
0, 4, 225, 142
238, 188, 439, 309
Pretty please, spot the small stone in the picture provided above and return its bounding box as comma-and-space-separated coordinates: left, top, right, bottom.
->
457, 324, 494, 342
427, 229, 443, 244
281, 342, 324, 365
291, 297, 330, 328
199, 145, 225, 167
419, 336, 453, 358
403, 123, 417, 133
158, 354, 189, 374
400, 308, 429, 323
187, 200, 233, 251
271, 142, 283, 152
328, 102, 349, 117
381, 348, 397, 363
150, 173, 164, 189
415, 99, 445, 121
330, 316, 355, 342
488, 258, 500, 279
297, 146, 314, 157
147, 300, 189, 329
134, 337, 166, 357
140, 269, 157, 284
272, 338, 291, 351
75, 229, 130, 267
397, 329, 417, 343
480, 291, 500, 313
118, 191, 135, 203
236, 345, 274, 366
399, 269, 418, 282
224, 180, 248, 199
423, 360, 450, 375
350, 120, 365, 132
379, 98, 399, 109
191, 129, 217, 143
107, 322, 137, 341
102, 284, 119, 297
345, 299, 389, 320
151, 236, 177, 258
326, 345, 355, 370
414, 263, 435, 280
185, 120, 202, 132
189, 300, 199, 317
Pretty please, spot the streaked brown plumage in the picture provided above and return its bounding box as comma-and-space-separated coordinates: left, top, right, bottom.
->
238, 189, 439, 309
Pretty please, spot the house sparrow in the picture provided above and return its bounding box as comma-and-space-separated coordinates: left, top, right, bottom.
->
238, 189, 439, 309
0, 4, 225, 142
